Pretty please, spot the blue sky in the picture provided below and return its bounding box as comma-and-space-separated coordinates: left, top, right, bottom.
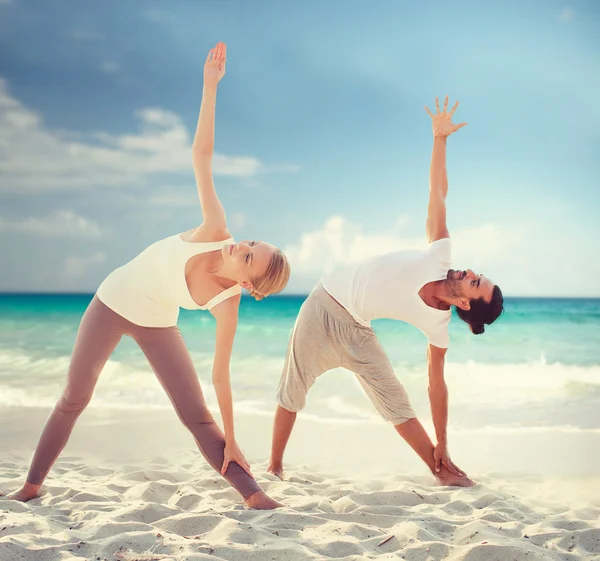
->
0, 0, 598, 296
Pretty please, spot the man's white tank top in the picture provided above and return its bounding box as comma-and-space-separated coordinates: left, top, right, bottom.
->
96, 233, 242, 327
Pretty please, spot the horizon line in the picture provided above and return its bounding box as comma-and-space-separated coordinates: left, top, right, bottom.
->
0, 292, 599, 300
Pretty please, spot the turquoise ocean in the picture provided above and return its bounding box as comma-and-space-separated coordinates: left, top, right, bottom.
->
0, 294, 599, 435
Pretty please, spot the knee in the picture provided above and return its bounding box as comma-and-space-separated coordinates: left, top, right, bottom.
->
180, 412, 215, 432
390, 413, 417, 426
383, 400, 416, 425
276, 386, 306, 414
55, 393, 89, 415
277, 404, 297, 415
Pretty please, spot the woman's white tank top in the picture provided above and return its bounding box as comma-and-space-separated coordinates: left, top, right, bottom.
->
96, 233, 242, 327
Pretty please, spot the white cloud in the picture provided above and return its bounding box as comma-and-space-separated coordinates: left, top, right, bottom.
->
0, 211, 104, 239
65, 251, 106, 277
0, 78, 298, 194
0, 0, 12, 5
212, 152, 263, 177
559, 7, 574, 22
282, 215, 599, 297
284, 215, 422, 279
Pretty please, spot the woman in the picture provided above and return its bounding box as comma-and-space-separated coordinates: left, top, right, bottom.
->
6, 42, 290, 510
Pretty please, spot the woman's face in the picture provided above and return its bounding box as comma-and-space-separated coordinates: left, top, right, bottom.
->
221, 240, 277, 287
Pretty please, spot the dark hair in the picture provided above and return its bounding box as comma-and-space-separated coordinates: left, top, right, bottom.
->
456, 285, 504, 335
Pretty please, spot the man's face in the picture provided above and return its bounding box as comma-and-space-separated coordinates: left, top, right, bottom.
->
446, 269, 495, 303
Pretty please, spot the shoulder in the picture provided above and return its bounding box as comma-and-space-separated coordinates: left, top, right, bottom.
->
427, 237, 451, 260
428, 324, 450, 352
210, 292, 241, 319
183, 224, 233, 243
428, 237, 451, 251
210, 296, 241, 341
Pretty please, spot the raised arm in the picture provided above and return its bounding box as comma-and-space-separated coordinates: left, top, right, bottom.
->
192, 42, 228, 236
424, 96, 467, 243
210, 296, 252, 477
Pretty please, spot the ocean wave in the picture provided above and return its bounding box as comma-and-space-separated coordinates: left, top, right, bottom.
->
442, 359, 600, 405
0, 388, 598, 434
0, 348, 598, 430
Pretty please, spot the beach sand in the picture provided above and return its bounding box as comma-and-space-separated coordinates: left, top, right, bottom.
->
1, 407, 599, 561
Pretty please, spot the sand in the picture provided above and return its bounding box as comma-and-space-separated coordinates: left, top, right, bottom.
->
1, 407, 599, 561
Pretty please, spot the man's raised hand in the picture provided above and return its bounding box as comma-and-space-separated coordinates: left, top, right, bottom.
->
425, 96, 467, 138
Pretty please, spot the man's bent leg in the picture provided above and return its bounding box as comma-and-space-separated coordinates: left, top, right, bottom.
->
348, 330, 473, 487
268, 406, 297, 479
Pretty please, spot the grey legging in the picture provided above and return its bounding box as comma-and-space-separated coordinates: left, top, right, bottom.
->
26, 296, 261, 500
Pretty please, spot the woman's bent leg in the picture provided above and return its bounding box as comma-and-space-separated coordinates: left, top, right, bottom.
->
26, 297, 123, 487
134, 326, 263, 501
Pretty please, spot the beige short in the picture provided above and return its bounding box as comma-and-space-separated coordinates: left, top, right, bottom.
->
277, 283, 416, 425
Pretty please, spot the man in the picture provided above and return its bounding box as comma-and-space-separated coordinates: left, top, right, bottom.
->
268, 96, 504, 486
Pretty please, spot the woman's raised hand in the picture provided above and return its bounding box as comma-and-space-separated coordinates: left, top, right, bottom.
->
204, 42, 227, 88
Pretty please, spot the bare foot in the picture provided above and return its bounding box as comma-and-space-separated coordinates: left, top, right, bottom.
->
5, 483, 41, 502
267, 462, 284, 480
244, 490, 283, 510
435, 466, 475, 487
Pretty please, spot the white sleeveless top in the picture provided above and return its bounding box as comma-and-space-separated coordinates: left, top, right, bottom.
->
321, 238, 452, 348
96, 233, 242, 327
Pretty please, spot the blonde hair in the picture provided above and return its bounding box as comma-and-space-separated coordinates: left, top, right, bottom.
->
249, 249, 290, 301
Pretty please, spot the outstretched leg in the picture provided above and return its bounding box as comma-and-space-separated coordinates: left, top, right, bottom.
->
133, 325, 280, 509
347, 329, 473, 487
7, 297, 124, 501
268, 286, 339, 479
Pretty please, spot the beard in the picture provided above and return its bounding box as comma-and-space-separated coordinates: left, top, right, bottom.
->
445, 270, 465, 298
